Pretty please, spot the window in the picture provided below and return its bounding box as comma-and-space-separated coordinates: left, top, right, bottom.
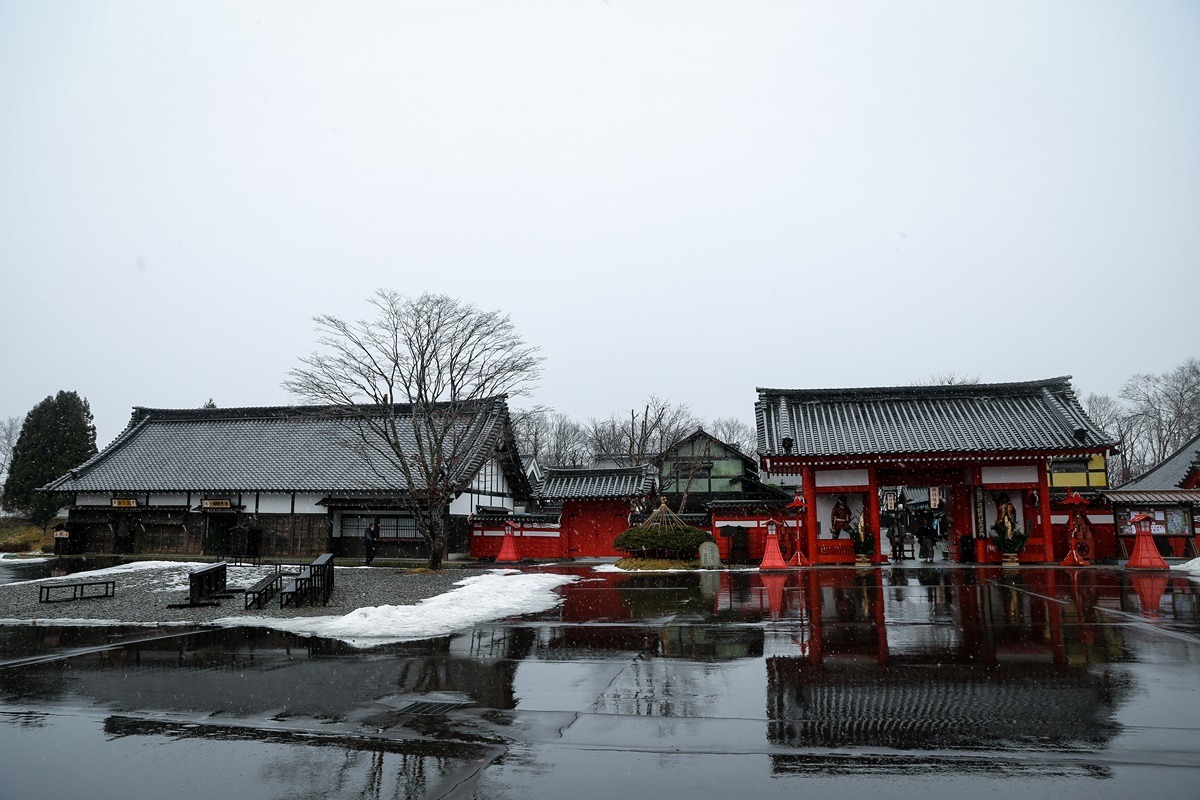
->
342, 515, 422, 539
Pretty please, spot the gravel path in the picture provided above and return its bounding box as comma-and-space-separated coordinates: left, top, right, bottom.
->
0, 564, 488, 626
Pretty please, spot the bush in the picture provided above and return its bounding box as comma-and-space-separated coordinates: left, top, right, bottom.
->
0, 517, 51, 553
614, 525, 712, 559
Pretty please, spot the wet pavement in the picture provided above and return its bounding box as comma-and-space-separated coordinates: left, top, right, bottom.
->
1, 563, 1198, 799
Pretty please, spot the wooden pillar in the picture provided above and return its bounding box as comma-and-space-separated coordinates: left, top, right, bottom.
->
802, 465, 818, 560
867, 467, 882, 561
1039, 461, 1054, 563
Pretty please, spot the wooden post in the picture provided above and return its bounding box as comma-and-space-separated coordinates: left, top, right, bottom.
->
802, 466, 818, 562
1039, 461, 1054, 563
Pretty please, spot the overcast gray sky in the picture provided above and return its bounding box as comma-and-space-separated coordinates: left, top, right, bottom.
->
2, 1, 1197, 448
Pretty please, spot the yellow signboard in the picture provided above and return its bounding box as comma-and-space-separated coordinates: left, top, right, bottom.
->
201, 499, 232, 509
111, 498, 137, 508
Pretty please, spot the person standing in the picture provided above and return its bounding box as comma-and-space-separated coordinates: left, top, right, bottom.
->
830, 496, 852, 538
918, 513, 937, 563
363, 519, 378, 566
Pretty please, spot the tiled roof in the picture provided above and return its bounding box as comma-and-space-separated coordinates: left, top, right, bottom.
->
41, 398, 521, 495
1101, 490, 1200, 506
538, 465, 656, 501
1116, 431, 1200, 491
756, 377, 1114, 458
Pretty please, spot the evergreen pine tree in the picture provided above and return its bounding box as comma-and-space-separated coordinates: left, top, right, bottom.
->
1, 391, 98, 525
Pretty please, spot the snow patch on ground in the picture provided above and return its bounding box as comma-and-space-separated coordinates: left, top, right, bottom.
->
1173, 557, 1200, 576
215, 570, 576, 647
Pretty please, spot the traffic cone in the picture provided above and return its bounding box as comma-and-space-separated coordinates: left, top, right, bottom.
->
496, 525, 521, 563
759, 528, 788, 571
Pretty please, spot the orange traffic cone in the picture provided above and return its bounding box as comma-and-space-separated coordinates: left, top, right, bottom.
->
759, 526, 788, 571
496, 524, 521, 563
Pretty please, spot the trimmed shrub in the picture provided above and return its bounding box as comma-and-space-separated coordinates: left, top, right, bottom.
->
614, 525, 713, 560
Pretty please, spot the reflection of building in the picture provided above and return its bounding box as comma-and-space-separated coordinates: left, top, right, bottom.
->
755, 378, 1115, 564
42, 400, 531, 560
1101, 431, 1200, 560
766, 661, 1131, 750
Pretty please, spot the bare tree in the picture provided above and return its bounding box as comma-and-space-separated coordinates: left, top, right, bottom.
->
1121, 357, 1200, 467
0, 416, 19, 488
708, 416, 758, 456
1086, 392, 1144, 485
1083, 357, 1200, 485
283, 290, 543, 569
512, 407, 589, 467
915, 372, 981, 386
586, 395, 699, 466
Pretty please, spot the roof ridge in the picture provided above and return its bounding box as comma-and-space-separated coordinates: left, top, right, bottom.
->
756, 376, 1073, 399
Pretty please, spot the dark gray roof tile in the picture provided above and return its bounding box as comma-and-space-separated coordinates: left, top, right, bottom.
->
42, 398, 522, 496
755, 377, 1113, 457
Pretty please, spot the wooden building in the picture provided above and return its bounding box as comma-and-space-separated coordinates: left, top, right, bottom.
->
755, 377, 1115, 564
1101, 431, 1200, 560
43, 398, 531, 560
471, 429, 789, 562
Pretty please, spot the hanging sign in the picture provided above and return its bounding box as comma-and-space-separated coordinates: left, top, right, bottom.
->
883, 491, 897, 511
201, 499, 232, 510
111, 498, 138, 508
928, 486, 941, 509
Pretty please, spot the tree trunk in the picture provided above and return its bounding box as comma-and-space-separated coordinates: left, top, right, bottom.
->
424, 514, 447, 570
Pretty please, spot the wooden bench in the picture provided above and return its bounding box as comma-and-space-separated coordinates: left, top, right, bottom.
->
38, 579, 116, 603
243, 570, 284, 609
280, 554, 335, 608
166, 562, 232, 607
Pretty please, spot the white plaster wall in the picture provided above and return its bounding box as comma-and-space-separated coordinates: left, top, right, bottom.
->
815, 469, 869, 488
75, 493, 111, 507
469, 459, 512, 496
148, 494, 188, 506
450, 491, 514, 516
256, 493, 294, 514
981, 465, 1038, 485
293, 493, 326, 514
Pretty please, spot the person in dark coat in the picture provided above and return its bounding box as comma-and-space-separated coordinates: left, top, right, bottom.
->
918, 513, 937, 563
363, 520, 378, 566
830, 496, 852, 538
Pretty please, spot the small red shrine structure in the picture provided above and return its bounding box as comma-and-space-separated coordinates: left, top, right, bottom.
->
470, 465, 656, 559
755, 378, 1115, 565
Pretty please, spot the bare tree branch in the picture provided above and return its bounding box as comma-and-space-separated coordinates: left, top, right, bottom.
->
283, 291, 543, 569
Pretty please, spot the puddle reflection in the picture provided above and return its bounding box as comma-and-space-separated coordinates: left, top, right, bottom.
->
1, 566, 1198, 797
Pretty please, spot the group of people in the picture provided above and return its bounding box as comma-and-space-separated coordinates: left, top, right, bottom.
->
887, 510, 942, 563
